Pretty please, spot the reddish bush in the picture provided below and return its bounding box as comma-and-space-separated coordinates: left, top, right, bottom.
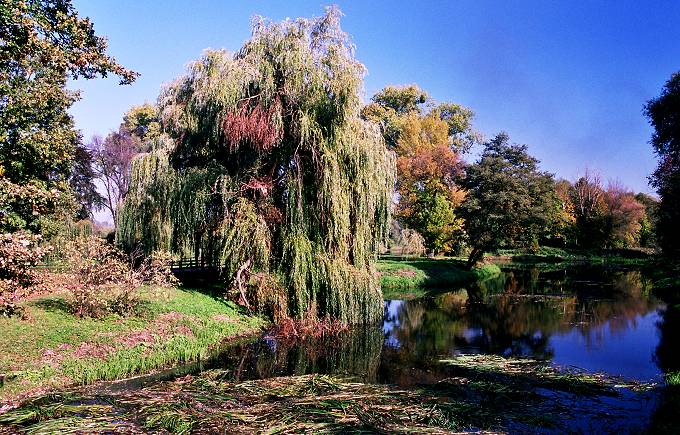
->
61, 236, 136, 318
0, 233, 49, 316
137, 250, 179, 288
60, 237, 179, 318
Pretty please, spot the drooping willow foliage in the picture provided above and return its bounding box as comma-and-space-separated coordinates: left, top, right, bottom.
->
117, 8, 396, 324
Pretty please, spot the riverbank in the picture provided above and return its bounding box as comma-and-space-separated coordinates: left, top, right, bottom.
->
0, 354, 659, 433
377, 257, 501, 298
0, 286, 264, 404
491, 246, 655, 267
376, 248, 661, 299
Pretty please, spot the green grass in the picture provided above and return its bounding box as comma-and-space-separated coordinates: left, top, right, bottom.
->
0, 286, 264, 402
665, 372, 680, 386
377, 256, 501, 295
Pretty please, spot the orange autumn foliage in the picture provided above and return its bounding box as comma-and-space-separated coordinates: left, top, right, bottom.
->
393, 114, 465, 253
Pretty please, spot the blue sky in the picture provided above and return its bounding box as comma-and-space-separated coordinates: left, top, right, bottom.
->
71, 0, 680, 194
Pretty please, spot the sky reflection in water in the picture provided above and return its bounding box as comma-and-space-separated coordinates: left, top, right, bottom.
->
382, 267, 666, 382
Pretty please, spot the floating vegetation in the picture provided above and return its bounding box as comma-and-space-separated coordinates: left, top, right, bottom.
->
117, 8, 396, 324
0, 353, 660, 434
439, 354, 631, 396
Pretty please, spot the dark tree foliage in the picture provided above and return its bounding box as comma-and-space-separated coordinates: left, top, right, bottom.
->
571, 172, 610, 249
0, 0, 137, 230
69, 144, 104, 220
461, 133, 556, 267
645, 72, 680, 257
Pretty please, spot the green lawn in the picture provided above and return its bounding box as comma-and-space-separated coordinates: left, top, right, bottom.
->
377, 256, 501, 296
492, 246, 655, 266
0, 286, 264, 402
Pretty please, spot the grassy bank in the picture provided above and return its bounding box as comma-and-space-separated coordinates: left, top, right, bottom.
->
377, 257, 501, 297
492, 246, 655, 267
0, 286, 264, 403
0, 354, 656, 433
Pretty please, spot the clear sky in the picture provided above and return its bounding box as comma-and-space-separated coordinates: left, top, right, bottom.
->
70, 0, 680, 195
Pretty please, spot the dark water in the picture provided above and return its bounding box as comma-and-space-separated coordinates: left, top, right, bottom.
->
215, 266, 672, 386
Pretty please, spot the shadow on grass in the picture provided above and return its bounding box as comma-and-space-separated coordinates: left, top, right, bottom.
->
378, 256, 475, 290
170, 271, 253, 316
29, 297, 72, 315
172, 285, 255, 320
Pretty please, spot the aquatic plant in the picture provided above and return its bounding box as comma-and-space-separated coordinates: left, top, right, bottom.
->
117, 8, 396, 324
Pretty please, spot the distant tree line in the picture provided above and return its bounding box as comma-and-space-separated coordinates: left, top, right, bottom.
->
364, 84, 663, 266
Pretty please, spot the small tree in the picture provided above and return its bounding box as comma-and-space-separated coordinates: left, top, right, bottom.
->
0, 233, 49, 316
460, 133, 555, 268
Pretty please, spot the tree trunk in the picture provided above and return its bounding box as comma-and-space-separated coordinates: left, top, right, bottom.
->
235, 258, 252, 309
466, 247, 485, 270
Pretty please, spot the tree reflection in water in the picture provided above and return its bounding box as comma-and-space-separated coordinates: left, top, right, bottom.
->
216, 326, 385, 383
381, 267, 662, 383
213, 267, 664, 388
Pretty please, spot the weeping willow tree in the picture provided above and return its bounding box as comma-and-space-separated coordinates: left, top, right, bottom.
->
117, 8, 396, 324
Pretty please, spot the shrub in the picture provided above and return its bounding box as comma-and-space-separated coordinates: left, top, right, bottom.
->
60, 237, 179, 318
62, 236, 139, 318
138, 250, 179, 288
401, 228, 426, 257
0, 232, 49, 316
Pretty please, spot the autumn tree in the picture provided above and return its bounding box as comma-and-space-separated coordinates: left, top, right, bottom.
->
460, 133, 556, 267
0, 0, 137, 231
548, 179, 577, 246
118, 9, 395, 324
364, 85, 477, 254
553, 174, 655, 250
89, 131, 141, 224
645, 71, 680, 257
570, 171, 609, 248
604, 183, 645, 248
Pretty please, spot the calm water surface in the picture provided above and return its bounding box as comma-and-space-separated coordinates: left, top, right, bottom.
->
384, 268, 665, 382
213, 266, 675, 386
